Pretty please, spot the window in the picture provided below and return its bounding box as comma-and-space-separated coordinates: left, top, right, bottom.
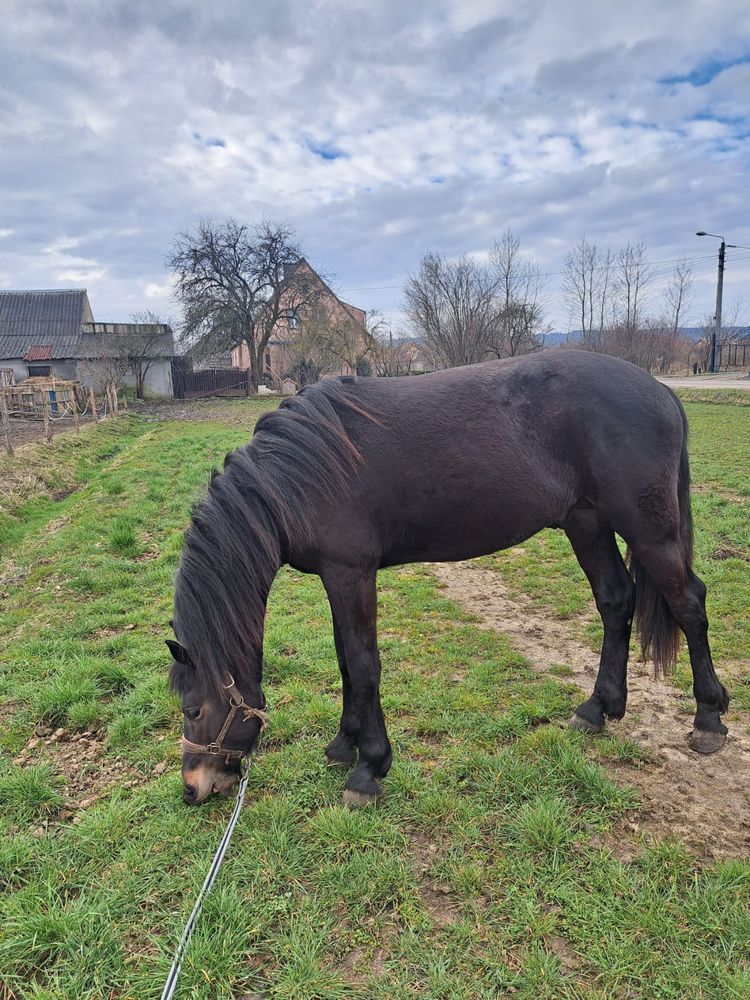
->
286, 309, 299, 329
27, 364, 51, 377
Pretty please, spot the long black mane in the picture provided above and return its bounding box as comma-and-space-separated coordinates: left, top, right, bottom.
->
171, 378, 376, 698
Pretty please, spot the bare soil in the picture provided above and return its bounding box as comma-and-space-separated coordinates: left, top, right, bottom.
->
13, 725, 148, 834
4, 412, 96, 449
434, 561, 750, 859
129, 396, 275, 424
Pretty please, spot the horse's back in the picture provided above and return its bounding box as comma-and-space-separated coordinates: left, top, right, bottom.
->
301, 353, 685, 566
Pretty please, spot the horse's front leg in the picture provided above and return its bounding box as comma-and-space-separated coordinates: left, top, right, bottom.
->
322, 567, 392, 806
324, 614, 359, 769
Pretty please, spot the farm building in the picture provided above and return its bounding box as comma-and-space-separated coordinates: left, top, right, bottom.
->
229, 260, 370, 383
0, 289, 175, 396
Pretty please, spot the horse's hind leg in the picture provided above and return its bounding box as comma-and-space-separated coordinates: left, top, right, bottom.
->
324, 613, 359, 769
630, 540, 729, 753
564, 506, 635, 733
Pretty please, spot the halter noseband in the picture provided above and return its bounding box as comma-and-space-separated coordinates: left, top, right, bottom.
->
181, 676, 268, 761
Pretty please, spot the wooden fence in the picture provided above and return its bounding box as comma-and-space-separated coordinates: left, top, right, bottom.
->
0, 375, 94, 455
173, 368, 252, 399
717, 340, 750, 371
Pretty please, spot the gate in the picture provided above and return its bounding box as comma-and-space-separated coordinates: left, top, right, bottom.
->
173, 368, 251, 399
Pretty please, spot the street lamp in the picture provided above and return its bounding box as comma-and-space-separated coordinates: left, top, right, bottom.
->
695, 231, 739, 373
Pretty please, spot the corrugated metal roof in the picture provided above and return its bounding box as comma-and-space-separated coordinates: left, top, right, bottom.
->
0, 290, 175, 361
0, 289, 89, 360
23, 344, 53, 361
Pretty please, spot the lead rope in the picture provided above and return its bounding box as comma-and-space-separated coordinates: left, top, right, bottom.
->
160, 762, 251, 1000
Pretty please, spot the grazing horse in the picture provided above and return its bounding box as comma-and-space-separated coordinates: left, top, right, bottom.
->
167, 351, 729, 806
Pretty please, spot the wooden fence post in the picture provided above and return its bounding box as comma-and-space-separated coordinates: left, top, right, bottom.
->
89, 386, 97, 422
43, 393, 53, 443
1, 390, 13, 456
71, 391, 81, 437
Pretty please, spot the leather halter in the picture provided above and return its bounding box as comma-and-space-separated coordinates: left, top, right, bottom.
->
181, 676, 268, 761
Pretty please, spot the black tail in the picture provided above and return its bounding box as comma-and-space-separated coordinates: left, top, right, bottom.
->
628, 397, 693, 677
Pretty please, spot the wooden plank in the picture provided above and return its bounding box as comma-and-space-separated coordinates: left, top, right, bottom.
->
0, 390, 13, 456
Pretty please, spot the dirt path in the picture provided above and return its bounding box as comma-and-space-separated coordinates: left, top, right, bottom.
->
434, 561, 750, 858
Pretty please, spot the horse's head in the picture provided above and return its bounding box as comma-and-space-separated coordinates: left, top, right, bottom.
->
166, 638, 266, 805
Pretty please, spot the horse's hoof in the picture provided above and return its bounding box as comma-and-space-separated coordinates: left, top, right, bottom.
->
569, 713, 603, 735
688, 729, 726, 755
342, 788, 378, 809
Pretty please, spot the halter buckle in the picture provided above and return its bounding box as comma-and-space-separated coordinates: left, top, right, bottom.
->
206, 742, 222, 755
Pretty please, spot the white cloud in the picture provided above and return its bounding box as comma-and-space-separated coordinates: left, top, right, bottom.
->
0, 0, 748, 327
144, 279, 174, 299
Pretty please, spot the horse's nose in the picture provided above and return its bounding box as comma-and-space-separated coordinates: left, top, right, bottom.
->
183, 783, 198, 804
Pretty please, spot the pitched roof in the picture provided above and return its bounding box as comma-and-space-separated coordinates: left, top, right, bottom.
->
0, 289, 90, 360
0, 290, 175, 361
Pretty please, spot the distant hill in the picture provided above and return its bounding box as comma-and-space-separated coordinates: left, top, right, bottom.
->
542, 327, 746, 348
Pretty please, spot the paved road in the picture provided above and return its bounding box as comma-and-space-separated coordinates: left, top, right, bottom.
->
657, 374, 750, 390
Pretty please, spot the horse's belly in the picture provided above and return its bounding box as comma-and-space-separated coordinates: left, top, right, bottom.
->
379, 497, 557, 567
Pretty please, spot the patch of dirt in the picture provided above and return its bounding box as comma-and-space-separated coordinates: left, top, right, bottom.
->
544, 934, 580, 974
407, 828, 463, 927
0, 698, 21, 727
434, 561, 750, 859
4, 412, 96, 449
338, 931, 393, 989
713, 545, 750, 563
693, 483, 748, 504
130, 397, 275, 425
90, 623, 137, 639
13, 726, 147, 834
50, 486, 79, 502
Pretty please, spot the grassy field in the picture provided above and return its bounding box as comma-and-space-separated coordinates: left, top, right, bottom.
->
0, 396, 749, 999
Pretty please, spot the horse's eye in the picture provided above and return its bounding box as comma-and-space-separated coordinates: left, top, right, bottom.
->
184, 707, 201, 721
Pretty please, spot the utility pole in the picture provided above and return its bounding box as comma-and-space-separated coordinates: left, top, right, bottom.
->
696, 231, 738, 373
711, 240, 725, 374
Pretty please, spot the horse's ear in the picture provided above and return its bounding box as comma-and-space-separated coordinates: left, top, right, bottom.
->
166, 639, 189, 664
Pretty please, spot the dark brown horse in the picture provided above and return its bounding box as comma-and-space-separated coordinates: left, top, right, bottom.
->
167, 351, 729, 805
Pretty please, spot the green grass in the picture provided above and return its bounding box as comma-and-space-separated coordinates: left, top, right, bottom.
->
0, 397, 748, 998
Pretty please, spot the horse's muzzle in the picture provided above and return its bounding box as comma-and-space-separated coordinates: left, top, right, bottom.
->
181, 757, 240, 805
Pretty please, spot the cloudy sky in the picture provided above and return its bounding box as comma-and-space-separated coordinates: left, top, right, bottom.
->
1, 0, 750, 332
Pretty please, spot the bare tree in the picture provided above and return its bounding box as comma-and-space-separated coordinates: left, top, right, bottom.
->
563, 238, 597, 344
405, 234, 544, 369
288, 316, 338, 385
691, 315, 715, 372
318, 308, 377, 376
126, 310, 171, 399
373, 329, 417, 377
562, 239, 614, 350
167, 218, 319, 392
404, 253, 498, 369
77, 341, 130, 414
487, 230, 545, 357
722, 294, 749, 342
367, 312, 424, 377
663, 259, 695, 336
288, 301, 376, 383
637, 259, 695, 375
616, 240, 654, 333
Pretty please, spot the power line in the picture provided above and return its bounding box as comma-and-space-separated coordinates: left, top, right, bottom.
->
339, 248, 750, 293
